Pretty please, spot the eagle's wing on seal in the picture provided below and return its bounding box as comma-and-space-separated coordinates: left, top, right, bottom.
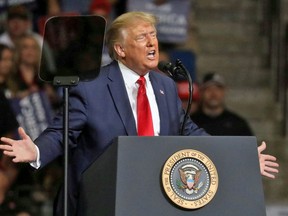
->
194, 170, 202, 186
179, 168, 187, 186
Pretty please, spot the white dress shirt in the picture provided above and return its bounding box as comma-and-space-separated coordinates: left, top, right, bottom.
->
118, 61, 160, 136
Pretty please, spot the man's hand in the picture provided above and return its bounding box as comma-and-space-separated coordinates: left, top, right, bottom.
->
258, 141, 279, 179
0, 127, 37, 163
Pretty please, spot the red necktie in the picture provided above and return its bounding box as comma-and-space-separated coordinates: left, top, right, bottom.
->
137, 76, 154, 136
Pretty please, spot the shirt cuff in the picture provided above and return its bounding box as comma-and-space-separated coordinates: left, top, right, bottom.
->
29, 145, 41, 169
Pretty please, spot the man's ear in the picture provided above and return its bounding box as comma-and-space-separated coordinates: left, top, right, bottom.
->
114, 43, 125, 58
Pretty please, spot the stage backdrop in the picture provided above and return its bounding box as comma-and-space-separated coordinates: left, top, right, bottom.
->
128, 0, 191, 43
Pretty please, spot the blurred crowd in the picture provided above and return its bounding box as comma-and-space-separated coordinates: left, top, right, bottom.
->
0, 1, 253, 215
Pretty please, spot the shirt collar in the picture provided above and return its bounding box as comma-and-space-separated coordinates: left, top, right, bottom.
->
118, 61, 150, 87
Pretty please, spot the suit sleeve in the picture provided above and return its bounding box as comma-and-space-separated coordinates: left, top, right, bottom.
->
34, 83, 88, 168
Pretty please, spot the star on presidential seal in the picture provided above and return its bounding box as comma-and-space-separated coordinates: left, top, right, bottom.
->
162, 149, 218, 209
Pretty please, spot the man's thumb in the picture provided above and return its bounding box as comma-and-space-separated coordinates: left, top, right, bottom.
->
258, 141, 267, 154
18, 127, 29, 140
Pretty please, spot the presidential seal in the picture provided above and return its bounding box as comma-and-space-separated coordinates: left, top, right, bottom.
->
162, 149, 218, 209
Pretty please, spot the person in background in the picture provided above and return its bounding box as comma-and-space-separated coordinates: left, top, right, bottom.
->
9, 35, 43, 98
9, 35, 59, 109
191, 72, 253, 136
0, 5, 54, 74
0, 44, 14, 97
0, 5, 43, 49
0, 44, 19, 205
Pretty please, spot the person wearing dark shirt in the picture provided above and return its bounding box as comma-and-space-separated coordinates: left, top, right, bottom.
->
191, 72, 253, 136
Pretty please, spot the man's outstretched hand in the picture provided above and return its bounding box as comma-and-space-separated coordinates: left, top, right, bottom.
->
0, 127, 37, 163
258, 141, 279, 179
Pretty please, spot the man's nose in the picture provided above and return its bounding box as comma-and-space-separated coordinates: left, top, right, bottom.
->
146, 35, 155, 46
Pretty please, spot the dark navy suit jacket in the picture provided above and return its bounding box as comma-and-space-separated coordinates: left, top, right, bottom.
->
34, 61, 207, 215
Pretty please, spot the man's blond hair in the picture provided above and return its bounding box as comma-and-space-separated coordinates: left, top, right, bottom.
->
106, 11, 157, 60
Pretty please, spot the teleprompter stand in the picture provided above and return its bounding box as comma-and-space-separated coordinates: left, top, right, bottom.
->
53, 76, 79, 216
39, 15, 106, 216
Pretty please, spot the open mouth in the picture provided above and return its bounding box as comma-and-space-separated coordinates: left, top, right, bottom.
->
147, 50, 156, 59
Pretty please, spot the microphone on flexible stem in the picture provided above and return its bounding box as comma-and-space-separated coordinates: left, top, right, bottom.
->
157, 60, 193, 135
158, 61, 177, 77
157, 61, 185, 80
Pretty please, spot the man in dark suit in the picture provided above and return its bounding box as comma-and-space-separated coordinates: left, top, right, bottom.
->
0, 11, 279, 215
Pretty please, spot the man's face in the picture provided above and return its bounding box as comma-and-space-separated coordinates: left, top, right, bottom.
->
7, 18, 30, 38
201, 85, 225, 109
117, 21, 159, 75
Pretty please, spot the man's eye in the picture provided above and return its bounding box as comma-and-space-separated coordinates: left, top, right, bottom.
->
136, 35, 146, 41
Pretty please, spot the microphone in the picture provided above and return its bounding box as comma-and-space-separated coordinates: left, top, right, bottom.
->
157, 61, 184, 78
158, 59, 193, 136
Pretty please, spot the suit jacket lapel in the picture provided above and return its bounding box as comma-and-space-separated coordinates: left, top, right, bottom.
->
107, 61, 137, 135
149, 72, 170, 135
